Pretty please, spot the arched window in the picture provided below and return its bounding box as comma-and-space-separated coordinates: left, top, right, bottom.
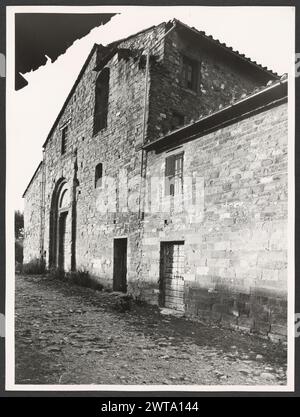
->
93, 68, 110, 135
95, 163, 103, 188
58, 187, 70, 210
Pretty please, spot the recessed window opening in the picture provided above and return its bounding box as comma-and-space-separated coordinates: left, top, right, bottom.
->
95, 163, 103, 188
93, 68, 110, 135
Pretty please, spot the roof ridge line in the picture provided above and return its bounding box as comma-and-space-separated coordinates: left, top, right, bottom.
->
105, 21, 168, 49
173, 18, 280, 79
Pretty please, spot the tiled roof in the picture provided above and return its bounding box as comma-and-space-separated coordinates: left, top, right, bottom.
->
184, 74, 287, 125
42, 18, 280, 150
173, 19, 280, 80
143, 75, 288, 151
101, 19, 280, 80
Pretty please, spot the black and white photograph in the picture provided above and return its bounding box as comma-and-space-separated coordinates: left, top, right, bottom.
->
4, 5, 295, 392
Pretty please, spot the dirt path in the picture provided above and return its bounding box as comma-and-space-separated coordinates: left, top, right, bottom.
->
15, 274, 287, 386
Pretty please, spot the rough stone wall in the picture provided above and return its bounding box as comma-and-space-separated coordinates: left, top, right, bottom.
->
23, 164, 43, 263
146, 28, 271, 142
23, 23, 287, 339
141, 102, 288, 339
40, 23, 166, 287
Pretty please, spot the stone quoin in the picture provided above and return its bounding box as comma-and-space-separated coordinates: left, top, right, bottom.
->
23, 19, 288, 339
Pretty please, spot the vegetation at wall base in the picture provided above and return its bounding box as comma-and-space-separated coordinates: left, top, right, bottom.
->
22, 258, 46, 275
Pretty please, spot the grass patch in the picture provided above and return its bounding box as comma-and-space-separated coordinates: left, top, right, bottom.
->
48, 267, 65, 281
111, 294, 133, 312
49, 268, 104, 291
22, 258, 46, 275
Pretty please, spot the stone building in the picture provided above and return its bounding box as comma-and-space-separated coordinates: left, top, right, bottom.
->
23, 19, 288, 338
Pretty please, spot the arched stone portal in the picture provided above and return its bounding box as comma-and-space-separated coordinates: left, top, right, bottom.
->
49, 179, 71, 271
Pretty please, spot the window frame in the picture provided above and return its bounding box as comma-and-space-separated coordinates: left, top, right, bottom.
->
165, 152, 184, 197
182, 55, 199, 92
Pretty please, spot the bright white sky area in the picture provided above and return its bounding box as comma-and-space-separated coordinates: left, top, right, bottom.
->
8, 6, 295, 210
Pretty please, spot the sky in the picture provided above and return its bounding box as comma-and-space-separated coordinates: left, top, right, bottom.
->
7, 6, 295, 211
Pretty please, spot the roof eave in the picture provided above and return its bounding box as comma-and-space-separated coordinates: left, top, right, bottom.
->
174, 19, 280, 80
42, 43, 98, 149
22, 161, 43, 198
143, 78, 288, 153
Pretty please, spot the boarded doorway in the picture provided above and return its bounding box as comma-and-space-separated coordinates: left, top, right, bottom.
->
113, 238, 127, 292
160, 241, 185, 311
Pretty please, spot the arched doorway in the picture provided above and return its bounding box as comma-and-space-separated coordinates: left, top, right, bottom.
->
49, 180, 70, 271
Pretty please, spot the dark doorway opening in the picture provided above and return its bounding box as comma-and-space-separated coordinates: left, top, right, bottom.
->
58, 212, 68, 270
49, 179, 70, 270
113, 238, 127, 292
159, 241, 185, 311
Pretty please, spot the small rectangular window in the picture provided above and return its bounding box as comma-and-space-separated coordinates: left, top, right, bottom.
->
61, 126, 68, 155
182, 56, 199, 91
95, 163, 103, 188
165, 152, 184, 196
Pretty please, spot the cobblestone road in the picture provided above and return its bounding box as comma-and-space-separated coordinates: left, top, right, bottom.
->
15, 274, 287, 386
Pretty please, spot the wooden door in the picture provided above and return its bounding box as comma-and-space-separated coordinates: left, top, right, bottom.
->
113, 238, 127, 292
